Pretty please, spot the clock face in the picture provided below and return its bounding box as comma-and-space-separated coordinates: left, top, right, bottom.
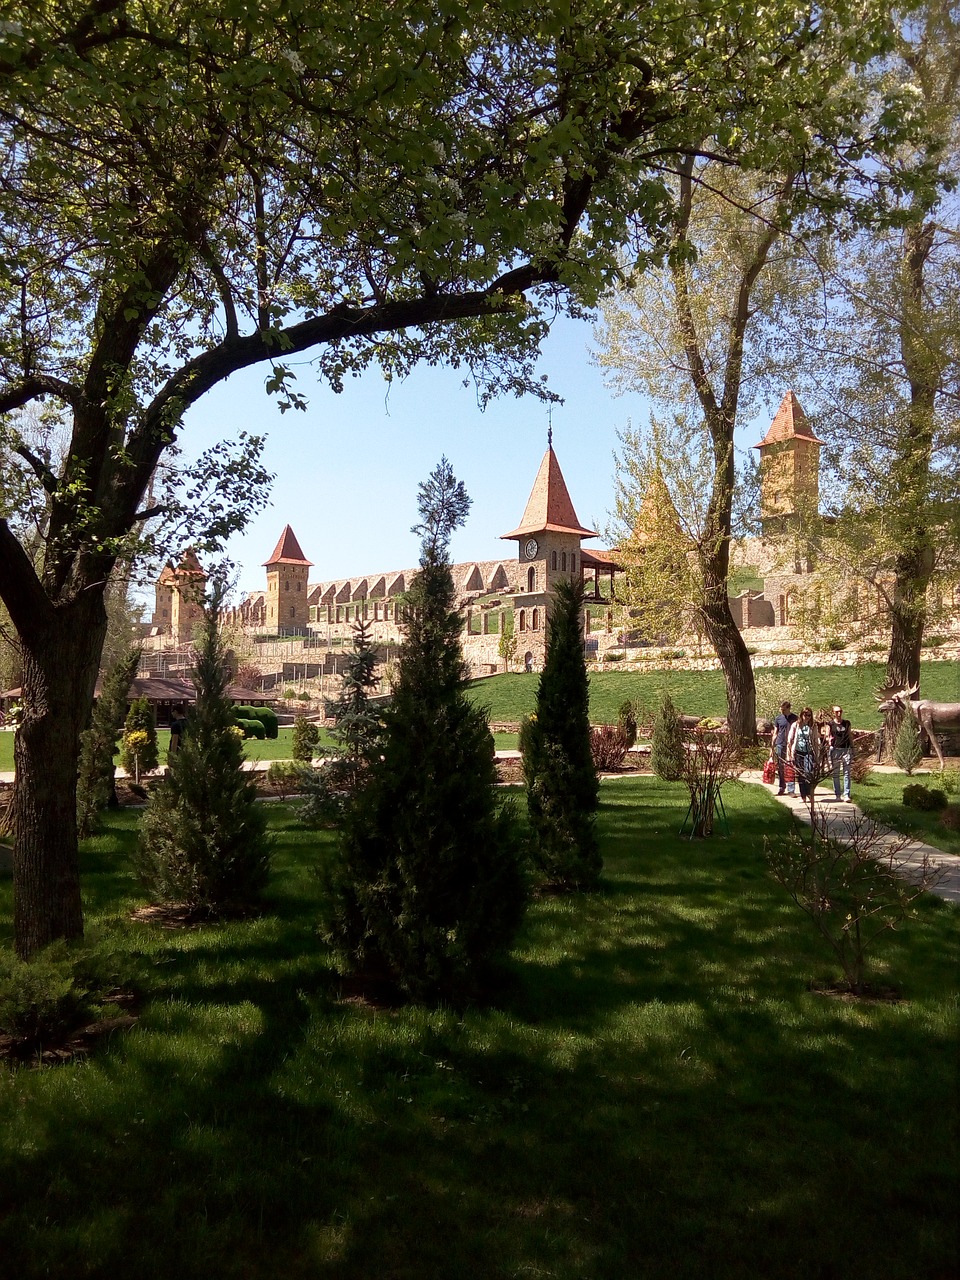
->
524, 538, 539, 559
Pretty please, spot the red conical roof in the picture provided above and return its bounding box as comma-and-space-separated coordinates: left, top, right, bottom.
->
263, 525, 313, 567
501, 447, 597, 541
754, 390, 825, 448
175, 547, 206, 577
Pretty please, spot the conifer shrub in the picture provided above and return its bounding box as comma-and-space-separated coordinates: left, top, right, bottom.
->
136, 585, 269, 918
651, 691, 686, 781
77, 645, 141, 837
893, 714, 924, 775
324, 459, 527, 1002
617, 700, 639, 750
120, 696, 158, 782
266, 760, 307, 801
291, 716, 320, 761
521, 575, 601, 891
299, 619, 382, 828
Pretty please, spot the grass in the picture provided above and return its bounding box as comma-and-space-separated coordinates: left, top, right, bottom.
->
856, 768, 960, 856
1, 661, 955, 774
1, 782, 957, 1279
469, 660, 960, 727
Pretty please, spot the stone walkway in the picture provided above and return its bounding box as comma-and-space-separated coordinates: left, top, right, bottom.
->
742, 770, 960, 905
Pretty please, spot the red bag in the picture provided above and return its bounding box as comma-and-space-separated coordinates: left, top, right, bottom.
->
762, 758, 776, 784
784, 762, 796, 783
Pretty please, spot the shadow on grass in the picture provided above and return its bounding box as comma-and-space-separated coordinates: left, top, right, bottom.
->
0, 788, 957, 1280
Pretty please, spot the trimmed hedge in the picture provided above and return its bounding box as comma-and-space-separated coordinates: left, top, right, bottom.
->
236, 718, 266, 740
233, 706, 278, 739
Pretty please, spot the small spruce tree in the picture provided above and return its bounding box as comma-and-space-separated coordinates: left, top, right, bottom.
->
77, 645, 141, 836
893, 712, 924, 776
298, 619, 382, 826
651, 691, 686, 781
325, 458, 527, 1002
136, 581, 269, 917
120, 695, 158, 783
291, 715, 320, 762
521, 575, 601, 891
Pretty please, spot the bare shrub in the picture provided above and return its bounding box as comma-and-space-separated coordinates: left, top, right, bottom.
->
590, 723, 631, 771
765, 808, 945, 995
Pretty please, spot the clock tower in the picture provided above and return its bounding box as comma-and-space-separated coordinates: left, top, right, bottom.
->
501, 436, 597, 670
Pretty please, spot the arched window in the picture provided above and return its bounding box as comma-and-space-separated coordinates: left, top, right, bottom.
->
527, 566, 536, 593
518, 609, 526, 632
561, 551, 567, 571
551, 551, 557, 570
571, 553, 576, 571
532, 608, 539, 631
285, 579, 290, 591
289, 606, 295, 619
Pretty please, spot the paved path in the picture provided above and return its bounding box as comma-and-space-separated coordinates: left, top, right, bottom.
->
742, 770, 960, 905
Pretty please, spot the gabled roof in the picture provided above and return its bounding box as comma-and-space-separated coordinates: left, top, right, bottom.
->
754, 390, 825, 449
501, 447, 597, 541
263, 525, 313, 567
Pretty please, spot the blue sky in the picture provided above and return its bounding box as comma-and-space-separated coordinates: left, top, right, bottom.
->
177, 312, 772, 600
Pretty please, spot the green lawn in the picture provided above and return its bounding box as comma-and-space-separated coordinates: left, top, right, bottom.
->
469, 660, 960, 728
856, 768, 960, 856
1, 783, 957, 1279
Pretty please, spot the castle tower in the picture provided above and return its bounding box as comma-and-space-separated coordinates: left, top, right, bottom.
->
753, 390, 824, 535
501, 439, 597, 669
152, 548, 207, 645
264, 525, 313, 634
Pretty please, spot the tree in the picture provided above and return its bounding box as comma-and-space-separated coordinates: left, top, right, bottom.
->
650, 692, 686, 783
291, 716, 320, 763
76, 644, 141, 837
598, 161, 814, 742
136, 583, 269, 918
521, 575, 601, 890
0, 2, 925, 953
119, 696, 158, 785
297, 618, 382, 825
325, 459, 526, 1002
775, 6, 960, 750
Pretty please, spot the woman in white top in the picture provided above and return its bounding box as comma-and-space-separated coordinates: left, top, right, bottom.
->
787, 707, 817, 800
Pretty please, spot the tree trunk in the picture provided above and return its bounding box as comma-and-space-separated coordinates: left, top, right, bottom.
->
12, 594, 106, 958
700, 590, 757, 744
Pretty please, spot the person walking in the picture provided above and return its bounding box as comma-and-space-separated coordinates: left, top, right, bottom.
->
770, 700, 798, 795
826, 704, 853, 802
787, 707, 817, 800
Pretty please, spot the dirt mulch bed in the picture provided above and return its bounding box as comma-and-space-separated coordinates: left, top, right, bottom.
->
0, 992, 138, 1067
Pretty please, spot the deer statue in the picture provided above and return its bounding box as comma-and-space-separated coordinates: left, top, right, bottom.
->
877, 685, 960, 771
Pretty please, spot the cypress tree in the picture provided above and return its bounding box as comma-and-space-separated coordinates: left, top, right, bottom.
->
651, 691, 686, 781
136, 582, 268, 917
893, 712, 923, 776
521, 574, 601, 891
325, 459, 527, 1002
77, 644, 141, 837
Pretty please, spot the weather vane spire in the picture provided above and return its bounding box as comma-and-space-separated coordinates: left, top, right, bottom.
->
547, 405, 553, 450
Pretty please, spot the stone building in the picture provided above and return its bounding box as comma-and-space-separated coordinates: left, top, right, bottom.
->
149, 548, 206, 645
153, 390, 957, 668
